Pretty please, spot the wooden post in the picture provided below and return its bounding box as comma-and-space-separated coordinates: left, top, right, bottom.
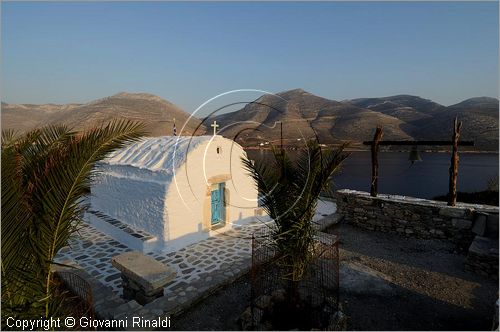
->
448, 117, 462, 206
280, 121, 283, 152
370, 127, 383, 197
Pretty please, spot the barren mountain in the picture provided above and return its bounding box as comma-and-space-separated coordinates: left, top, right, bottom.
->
348, 95, 446, 125
209, 89, 413, 147
3, 91, 498, 150
414, 97, 499, 151
1, 102, 83, 133
210, 90, 498, 150
1, 93, 205, 136
350, 95, 499, 150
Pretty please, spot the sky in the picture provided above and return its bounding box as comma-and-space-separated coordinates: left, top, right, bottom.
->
1, 1, 498, 113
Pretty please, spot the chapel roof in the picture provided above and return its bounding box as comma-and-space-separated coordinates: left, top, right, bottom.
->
105, 135, 217, 174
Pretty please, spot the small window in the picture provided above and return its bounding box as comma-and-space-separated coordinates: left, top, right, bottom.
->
216, 147, 222, 154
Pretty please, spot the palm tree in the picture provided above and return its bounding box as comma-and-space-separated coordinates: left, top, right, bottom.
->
1, 120, 146, 320
243, 140, 348, 307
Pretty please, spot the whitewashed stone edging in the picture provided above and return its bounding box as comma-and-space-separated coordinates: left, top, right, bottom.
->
53, 200, 338, 328
335, 189, 499, 250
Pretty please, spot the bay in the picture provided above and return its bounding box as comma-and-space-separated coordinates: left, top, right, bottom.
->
246, 150, 499, 199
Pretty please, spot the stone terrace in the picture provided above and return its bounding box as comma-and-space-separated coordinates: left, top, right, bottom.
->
55, 200, 337, 320
57, 220, 258, 298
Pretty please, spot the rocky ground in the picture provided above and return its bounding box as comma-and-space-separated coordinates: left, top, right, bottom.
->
330, 222, 497, 330
173, 221, 498, 330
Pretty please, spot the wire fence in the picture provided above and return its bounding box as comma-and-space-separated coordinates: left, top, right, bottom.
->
55, 271, 94, 319
250, 227, 339, 330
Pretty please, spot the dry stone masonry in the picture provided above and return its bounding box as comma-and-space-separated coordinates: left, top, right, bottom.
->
335, 190, 498, 246
335, 189, 499, 278
465, 236, 499, 279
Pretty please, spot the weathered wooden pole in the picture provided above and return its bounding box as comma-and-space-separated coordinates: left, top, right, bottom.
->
448, 117, 462, 206
370, 127, 384, 197
280, 121, 283, 152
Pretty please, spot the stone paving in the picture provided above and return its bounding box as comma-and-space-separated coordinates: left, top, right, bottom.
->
57, 225, 131, 292
55, 200, 337, 321
56, 219, 263, 298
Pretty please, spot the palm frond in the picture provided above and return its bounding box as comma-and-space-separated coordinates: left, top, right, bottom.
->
1, 119, 146, 318
244, 140, 349, 284
1, 129, 18, 147
1, 141, 46, 312
31, 120, 146, 265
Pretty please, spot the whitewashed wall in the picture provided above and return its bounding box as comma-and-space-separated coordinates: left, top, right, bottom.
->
90, 165, 168, 247
89, 135, 258, 253
164, 135, 258, 251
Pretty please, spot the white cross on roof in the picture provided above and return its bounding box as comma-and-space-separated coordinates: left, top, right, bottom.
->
211, 121, 219, 136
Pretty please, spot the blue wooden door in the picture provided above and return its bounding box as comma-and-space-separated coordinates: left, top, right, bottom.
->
211, 183, 225, 225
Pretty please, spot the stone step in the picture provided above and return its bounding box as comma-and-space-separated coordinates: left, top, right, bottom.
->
472, 213, 499, 238
87, 210, 160, 253
112, 251, 177, 305
465, 235, 499, 278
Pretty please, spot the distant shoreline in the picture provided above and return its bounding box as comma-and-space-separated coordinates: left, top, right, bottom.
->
344, 149, 499, 154
243, 147, 499, 154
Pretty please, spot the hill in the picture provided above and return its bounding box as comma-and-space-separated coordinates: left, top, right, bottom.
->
414, 97, 499, 151
209, 89, 412, 148
209, 90, 498, 150
1, 92, 205, 136
348, 95, 446, 125
348, 95, 499, 150
3, 91, 498, 150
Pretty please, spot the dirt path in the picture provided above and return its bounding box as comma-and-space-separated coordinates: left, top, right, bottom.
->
330, 222, 497, 330
173, 221, 497, 330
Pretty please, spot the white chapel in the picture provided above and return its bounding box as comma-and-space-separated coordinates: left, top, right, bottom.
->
87, 134, 260, 253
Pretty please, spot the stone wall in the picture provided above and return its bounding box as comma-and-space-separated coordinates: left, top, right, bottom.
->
335, 189, 499, 250
465, 236, 499, 279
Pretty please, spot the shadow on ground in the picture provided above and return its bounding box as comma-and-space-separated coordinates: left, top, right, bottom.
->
173, 221, 497, 330
339, 259, 495, 330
